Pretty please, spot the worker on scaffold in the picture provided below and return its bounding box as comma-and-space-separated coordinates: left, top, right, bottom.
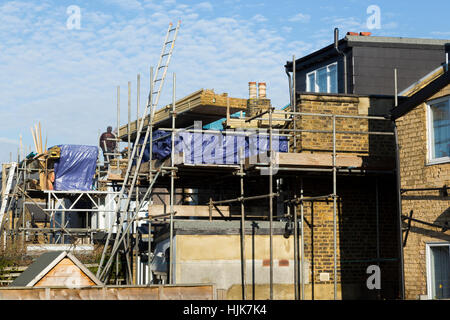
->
99, 126, 117, 166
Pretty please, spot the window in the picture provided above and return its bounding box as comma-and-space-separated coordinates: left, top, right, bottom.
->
306, 62, 338, 94
426, 243, 450, 299
427, 96, 450, 164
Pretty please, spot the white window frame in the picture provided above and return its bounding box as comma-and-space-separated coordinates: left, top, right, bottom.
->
306, 62, 338, 94
426, 242, 450, 299
426, 96, 450, 165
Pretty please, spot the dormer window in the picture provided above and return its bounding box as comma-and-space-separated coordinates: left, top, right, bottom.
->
306, 62, 338, 94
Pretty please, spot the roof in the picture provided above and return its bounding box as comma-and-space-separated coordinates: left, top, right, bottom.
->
10, 251, 103, 287
391, 66, 450, 120
118, 89, 248, 140
285, 35, 450, 71
399, 65, 446, 96
345, 35, 450, 47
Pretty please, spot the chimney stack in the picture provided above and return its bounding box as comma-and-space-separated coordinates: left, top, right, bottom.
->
246, 81, 271, 117
258, 82, 266, 99
249, 82, 257, 99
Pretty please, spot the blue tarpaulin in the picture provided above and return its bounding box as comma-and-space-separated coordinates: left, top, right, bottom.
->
136, 129, 288, 165
202, 111, 245, 130
136, 130, 172, 163
53, 145, 98, 191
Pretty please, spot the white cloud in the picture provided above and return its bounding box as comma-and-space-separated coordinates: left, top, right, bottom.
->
196, 1, 213, 11
0, 137, 18, 145
252, 14, 267, 23
106, 0, 143, 10
382, 22, 398, 30
143, 0, 164, 10
319, 6, 334, 11
288, 13, 310, 23
431, 31, 450, 37
282, 26, 292, 33
0, 0, 329, 163
316, 16, 367, 38
324, 16, 365, 31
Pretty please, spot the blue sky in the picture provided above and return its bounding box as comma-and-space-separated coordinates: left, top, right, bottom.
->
0, 0, 449, 163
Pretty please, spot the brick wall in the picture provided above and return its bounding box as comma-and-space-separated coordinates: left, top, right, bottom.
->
281, 93, 401, 299
247, 98, 271, 117
287, 94, 396, 171
295, 95, 369, 154
395, 87, 450, 300
290, 175, 399, 299
292, 94, 394, 157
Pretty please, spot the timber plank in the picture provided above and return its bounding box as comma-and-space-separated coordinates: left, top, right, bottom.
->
148, 205, 231, 218
245, 152, 394, 170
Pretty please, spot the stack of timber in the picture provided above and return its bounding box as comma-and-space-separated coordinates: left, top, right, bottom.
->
225, 109, 289, 129
26, 123, 59, 191
25, 147, 60, 191
118, 89, 248, 140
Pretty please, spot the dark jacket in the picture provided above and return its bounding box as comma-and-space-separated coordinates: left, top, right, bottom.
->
99, 132, 116, 151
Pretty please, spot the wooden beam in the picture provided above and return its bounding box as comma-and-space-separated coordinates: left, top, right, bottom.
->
246, 152, 394, 170
148, 205, 231, 218
277, 152, 363, 167
30, 127, 38, 153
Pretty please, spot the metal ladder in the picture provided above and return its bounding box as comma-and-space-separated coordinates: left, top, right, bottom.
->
97, 21, 180, 282
0, 162, 18, 244
0, 162, 20, 246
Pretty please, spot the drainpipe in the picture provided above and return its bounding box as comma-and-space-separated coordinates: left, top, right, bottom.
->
285, 65, 296, 152
286, 67, 293, 107
393, 122, 406, 300
334, 28, 348, 94
393, 69, 405, 299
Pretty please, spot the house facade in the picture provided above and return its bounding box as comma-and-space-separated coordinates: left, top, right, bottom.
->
392, 66, 450, 300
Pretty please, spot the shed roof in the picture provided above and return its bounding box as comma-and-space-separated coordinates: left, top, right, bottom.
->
391, 66, 450, 120
10, 251, 102, 287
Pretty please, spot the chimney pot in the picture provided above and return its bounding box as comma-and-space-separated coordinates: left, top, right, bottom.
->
258, 82, 266, 99
360, 32, 372, 36
249, 82, 257, 99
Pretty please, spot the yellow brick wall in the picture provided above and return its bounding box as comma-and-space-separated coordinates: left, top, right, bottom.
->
292, 95, 394, 157
289, 94, 395, 169
395, 92, 450, 300
293, 175, 400, 299
284, 94, 400, 299
296, 95, 369, 154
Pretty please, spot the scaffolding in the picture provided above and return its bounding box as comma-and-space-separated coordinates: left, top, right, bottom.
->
0, 78, 395, 299
91, 80, 394, 298
0, 33, 398, 300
